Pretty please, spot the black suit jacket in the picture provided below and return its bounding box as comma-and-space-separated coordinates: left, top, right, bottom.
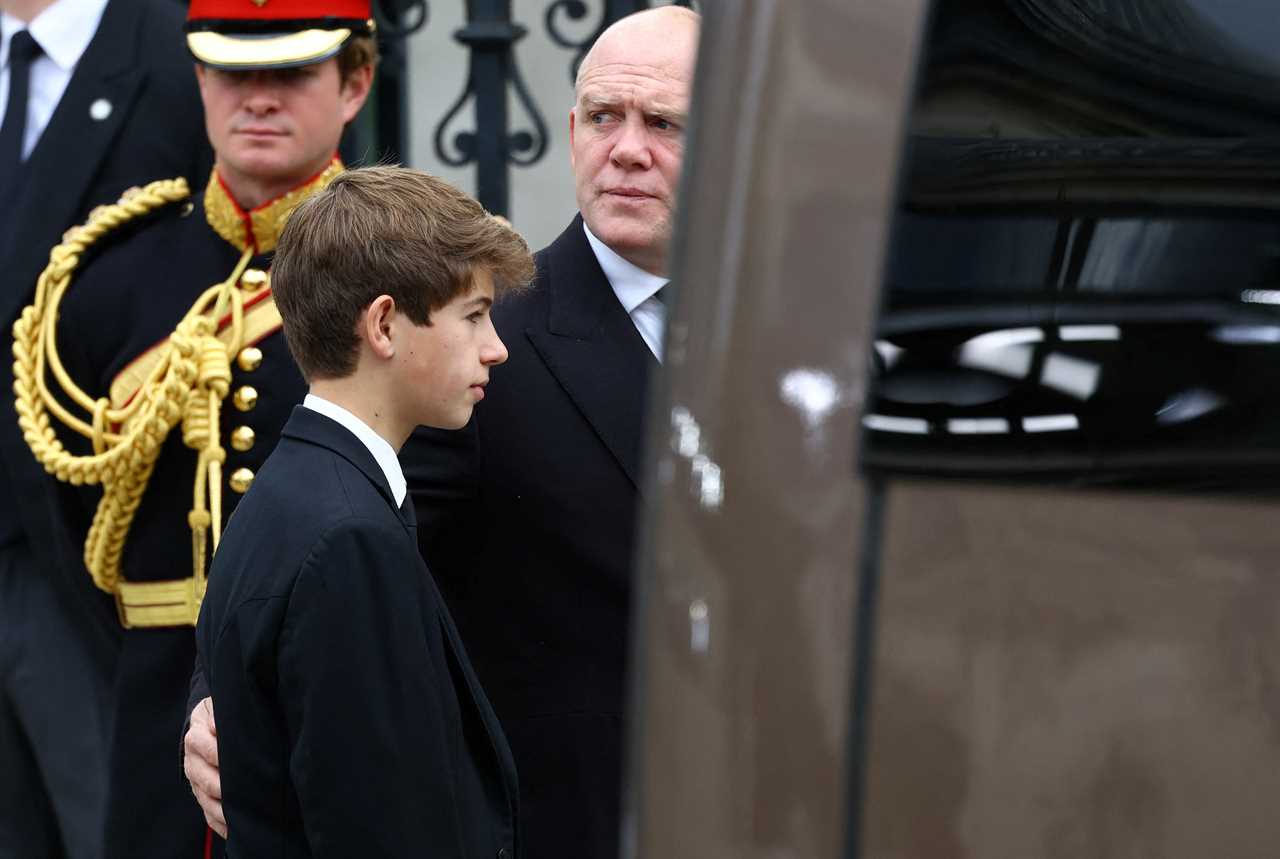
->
198, 406, 519, 858
403, 216, 658, 859
0, 0, 211, 640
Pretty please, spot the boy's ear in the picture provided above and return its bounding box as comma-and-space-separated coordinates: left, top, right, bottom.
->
362, 295, 397, 360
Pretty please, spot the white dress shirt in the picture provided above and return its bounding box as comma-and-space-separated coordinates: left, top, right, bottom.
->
302, 394, 407, 507
583, 222, 669, 362
0, 0, 108, 161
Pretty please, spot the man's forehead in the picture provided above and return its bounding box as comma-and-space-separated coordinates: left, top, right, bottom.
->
576, 62, 692, 107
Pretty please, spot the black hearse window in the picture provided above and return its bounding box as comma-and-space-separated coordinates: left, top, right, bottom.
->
864, 0, 1280, 491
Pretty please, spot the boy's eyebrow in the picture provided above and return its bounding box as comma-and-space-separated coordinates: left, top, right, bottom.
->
463, 295, 493, 309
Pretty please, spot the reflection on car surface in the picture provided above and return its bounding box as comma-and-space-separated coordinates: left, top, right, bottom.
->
864, 0, 1280, 491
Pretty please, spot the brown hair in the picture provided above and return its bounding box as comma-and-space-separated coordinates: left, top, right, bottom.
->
271, 165, 535, 381
337, 34, 379, 83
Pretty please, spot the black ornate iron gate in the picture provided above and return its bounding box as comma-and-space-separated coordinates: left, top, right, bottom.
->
356, 0, 697, 216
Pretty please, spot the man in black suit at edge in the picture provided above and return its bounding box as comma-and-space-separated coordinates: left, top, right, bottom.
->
197, 165, 530, 857
0, 0, 209, 854
184, 6, 701, 859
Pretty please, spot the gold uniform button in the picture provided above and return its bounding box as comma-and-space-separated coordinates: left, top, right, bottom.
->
240, 269, 268, 292
229, 468, 255, 494
230, 426, 256, 452
236, 346, 263, 372
233, 385, 258, 412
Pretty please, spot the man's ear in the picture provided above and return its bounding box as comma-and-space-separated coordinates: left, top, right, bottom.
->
568, 107, 577, 169
362, 295, 396, 360
339, 63, 374, 124
194, 63, 209, 100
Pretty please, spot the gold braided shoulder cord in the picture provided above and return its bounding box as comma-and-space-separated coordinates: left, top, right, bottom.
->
12, 178, 254, 599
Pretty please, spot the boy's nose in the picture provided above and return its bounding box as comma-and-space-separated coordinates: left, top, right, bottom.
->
482, 331, 509, 366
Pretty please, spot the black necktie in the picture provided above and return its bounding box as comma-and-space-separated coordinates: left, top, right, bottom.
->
0, 29, 42, 198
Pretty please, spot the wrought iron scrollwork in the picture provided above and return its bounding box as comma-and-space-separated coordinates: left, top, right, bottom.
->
372, 0, 430, 38
505, 66, 551, 168
434, 90, 479, 167
545, 0, 699, 83
432, 2, 550, 215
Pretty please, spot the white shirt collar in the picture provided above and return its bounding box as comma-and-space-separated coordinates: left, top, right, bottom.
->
582, 221, 669, 314
2, 0, 107, 72
302, 394, 407, 507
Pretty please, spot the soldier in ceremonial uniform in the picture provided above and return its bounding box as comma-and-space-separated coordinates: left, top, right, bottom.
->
10, 1, 375, 855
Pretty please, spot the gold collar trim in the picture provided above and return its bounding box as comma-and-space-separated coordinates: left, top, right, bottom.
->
203, 158, 344, 254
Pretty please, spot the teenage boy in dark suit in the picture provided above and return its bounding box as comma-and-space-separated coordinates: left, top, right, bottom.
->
194, 165, 533, 856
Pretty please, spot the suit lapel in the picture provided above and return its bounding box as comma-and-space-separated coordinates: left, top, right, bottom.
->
281, 407, 410, 529
524, 218, 659, 489
2, 0, 144, 325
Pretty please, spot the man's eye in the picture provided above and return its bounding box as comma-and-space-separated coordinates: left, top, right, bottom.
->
591, 112, 614, 124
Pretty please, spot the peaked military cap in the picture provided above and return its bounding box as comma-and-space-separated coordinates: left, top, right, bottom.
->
185, 0, 374, 70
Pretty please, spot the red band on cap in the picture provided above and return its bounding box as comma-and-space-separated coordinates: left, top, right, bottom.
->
187, 0, 371, 24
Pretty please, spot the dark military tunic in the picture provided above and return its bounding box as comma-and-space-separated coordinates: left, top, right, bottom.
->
51, 166, 335, 859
